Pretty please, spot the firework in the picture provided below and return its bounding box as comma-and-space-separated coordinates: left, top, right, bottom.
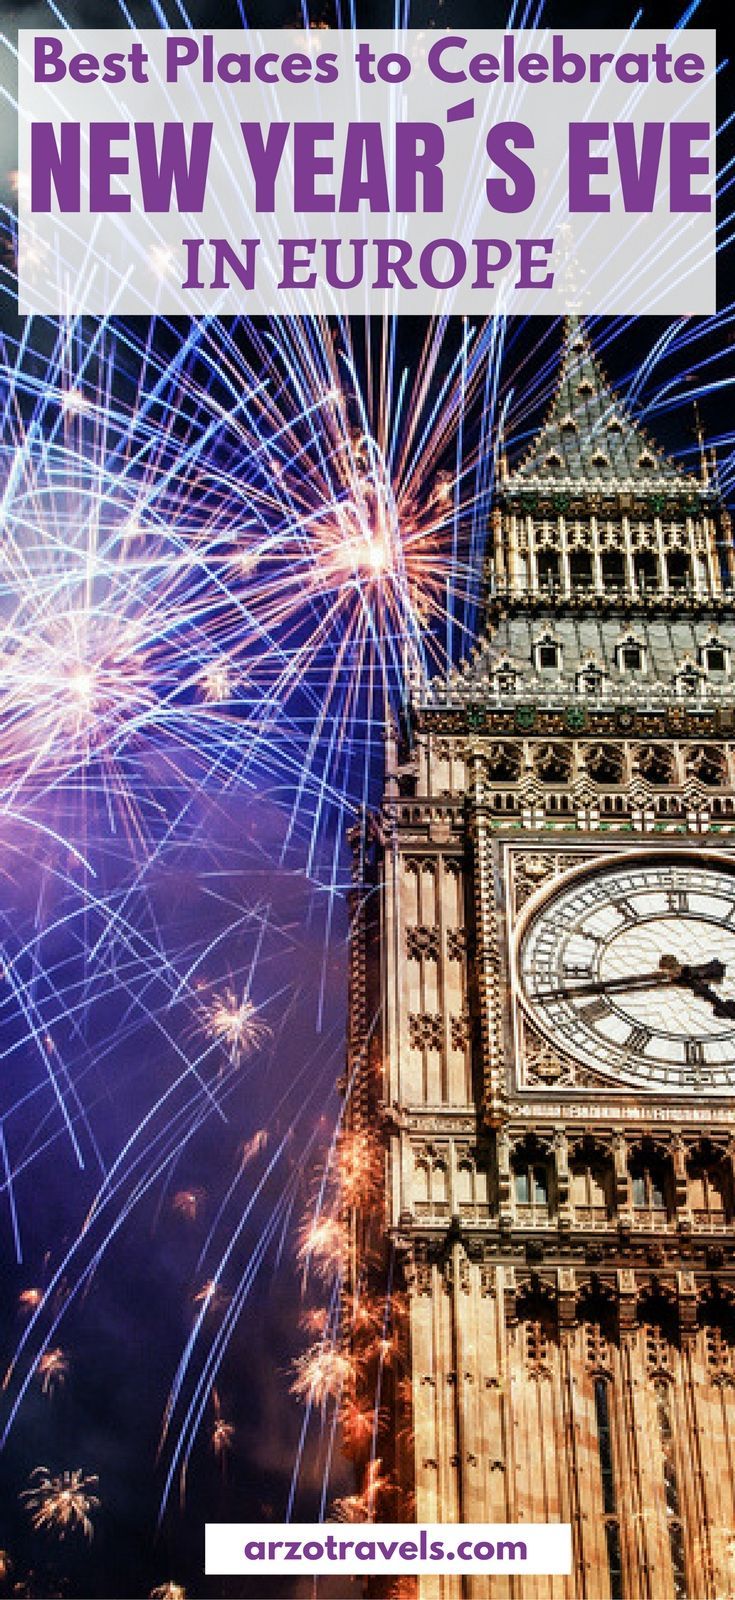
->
290, 1342, 352, 1407
36, 1348, 69, 1396
204, 989, 271, 1065
17, 1289, 42, 1315
19, 1467, 99, 1539
149, 1586, 187, 1600
172, 1190, 205, 1224
297, 1214, 344, 1283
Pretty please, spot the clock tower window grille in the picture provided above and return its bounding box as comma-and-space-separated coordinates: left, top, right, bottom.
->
654, 1379, 688, 1600
594, 1378, 624, 1600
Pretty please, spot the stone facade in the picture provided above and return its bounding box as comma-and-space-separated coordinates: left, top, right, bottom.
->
342, 321, 735, 1599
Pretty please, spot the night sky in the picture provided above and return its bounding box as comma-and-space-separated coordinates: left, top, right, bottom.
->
0, 0, 733, 1597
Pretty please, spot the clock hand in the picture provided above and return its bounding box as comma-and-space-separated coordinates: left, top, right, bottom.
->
680, 974, 735, 1020
534, 957, 725, 1004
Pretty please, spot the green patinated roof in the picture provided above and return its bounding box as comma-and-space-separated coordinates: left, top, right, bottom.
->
505, 317, 700, 494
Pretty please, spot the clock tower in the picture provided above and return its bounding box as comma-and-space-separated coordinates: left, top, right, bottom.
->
342, 319, 735, 1599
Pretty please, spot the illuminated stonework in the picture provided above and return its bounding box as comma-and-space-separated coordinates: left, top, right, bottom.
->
343, 321, 735, 1600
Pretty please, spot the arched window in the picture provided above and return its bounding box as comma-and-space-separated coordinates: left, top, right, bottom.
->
570, 550, 593, 588
634, 548, 658, 591
571, 1154, 613, 1217
630, 1148, 670, 1213
688, 1149, 731, 1219
514, 1162, 548, 1205
537, 550, 560, 591
667, 550, 691, 591
601, 549, 625, 587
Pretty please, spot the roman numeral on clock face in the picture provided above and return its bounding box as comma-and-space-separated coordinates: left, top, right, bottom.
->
667, 889, 689, 914
578, 997, 611, 1024
685, 1040, 705, 1067
612, 898, 638, 924
624, 1024, 652, 1055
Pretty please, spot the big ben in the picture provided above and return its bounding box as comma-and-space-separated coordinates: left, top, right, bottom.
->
342, 318, 735, 1600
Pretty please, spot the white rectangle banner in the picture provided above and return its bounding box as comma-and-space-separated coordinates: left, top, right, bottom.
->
205, 1521, 573, 1576
17, 28, 716, 315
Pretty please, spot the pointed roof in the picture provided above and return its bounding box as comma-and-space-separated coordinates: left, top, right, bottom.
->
505, 317, 702, 497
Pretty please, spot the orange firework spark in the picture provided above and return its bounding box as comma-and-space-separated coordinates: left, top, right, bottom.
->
149, 1585, 187, 1600
37, 1347, 69, 1395
20, 1467, 99, 1539
18, 1287, 42, 1314
172, 1189, 205, 1223
297, 1213, 344, 1282
329, 1459, 392, 1522
238, 1128, 268, 1168
290, 1342, 352, 1407
192, 1279, 228, 1312
339, 1129, 378, 1206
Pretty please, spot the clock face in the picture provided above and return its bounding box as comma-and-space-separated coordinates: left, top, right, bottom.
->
516, 853, 735, 1092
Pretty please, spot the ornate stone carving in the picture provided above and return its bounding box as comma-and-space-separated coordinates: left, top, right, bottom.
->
406, 924, 440, 960
523, 1024, 575, 1087
408, 1012, 443, 1051
446, 927, 467, 960
450, 1012, 470, 1050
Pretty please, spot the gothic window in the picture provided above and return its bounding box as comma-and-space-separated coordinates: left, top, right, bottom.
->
544, 451, 562, 469
654, 1380, 688, 1600
638, 452, 655, 470
666, 550, 691, 591
537, 550, 560, 591
592, 1378, 623, 1597
578, 378, 594, 397
456, 1161, 474, 1208
486, 743, 521, 782
560, 415, 577, 433
686, 745, 726, 786
585, 744, 624, 784
630, 1149, 670, 1212
432, 1163, 448, 1210
514, 1163, 548, 1205
607, 415, 623, 432
687, 1149, 731, 1219
570, 549, 593, 588
591, 451, 609, 468
535, 744, 572, 784
634, 548, 658, 591
577, 663, 606, 697
636, 744, 674, 784
414, 1161, 430, 1210
601, 549, 625, 587
616, 636, 645, 674
571, 1156, 612, 1216
535, 635, 561, 671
